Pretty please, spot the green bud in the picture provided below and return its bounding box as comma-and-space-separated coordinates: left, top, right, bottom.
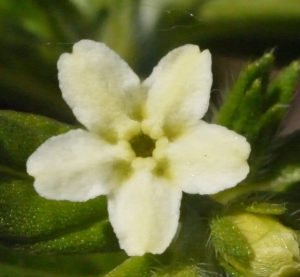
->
211, 210, 300, 277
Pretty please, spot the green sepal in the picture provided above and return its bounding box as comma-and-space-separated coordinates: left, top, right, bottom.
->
243, 202, 285, 215
225, 193, 287, 216
223, 190, 300, 232
217, 256, 245, 277
210, 214, 254, 263
266, 186, 300, 231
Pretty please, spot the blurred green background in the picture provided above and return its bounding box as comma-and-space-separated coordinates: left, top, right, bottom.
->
1, 0, 300, 276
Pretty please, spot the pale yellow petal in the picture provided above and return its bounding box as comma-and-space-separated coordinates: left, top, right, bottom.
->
158, 121, 250, 194
58, 40, 143, 141
108, 158, 182, 256
142, 45, 212, 139
27, 129, 134, 201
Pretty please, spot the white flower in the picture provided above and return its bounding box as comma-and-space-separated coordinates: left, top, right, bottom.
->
27, 40, 250, 256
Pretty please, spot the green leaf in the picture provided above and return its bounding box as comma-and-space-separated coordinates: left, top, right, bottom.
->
0, 177, 119, 254
231, 78, 263, 135
215, 52, 274, 129
6, 220, 118, 255
0, 178, 103, 238
249, 62, 300, 182
0, 110, 73, 179
0, 111, 118, 254
215, 56, 300, 184
267, 61, 300, 106
0, 246, 127, 277
104, 255, 161, 277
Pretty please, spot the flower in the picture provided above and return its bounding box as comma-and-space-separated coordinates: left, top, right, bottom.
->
27, 40, 250, 256
211, 211, 300, 277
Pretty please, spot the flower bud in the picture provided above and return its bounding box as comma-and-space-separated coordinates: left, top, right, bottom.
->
211, 210, 300, 277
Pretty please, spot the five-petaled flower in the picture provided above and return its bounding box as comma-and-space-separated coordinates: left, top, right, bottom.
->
27, 40, 250, 256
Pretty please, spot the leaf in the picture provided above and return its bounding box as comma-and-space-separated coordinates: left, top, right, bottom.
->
104, 255, 161, 277
4, 220, 119, 255
215, 52, 274, 130
267, 61, 300, 106
0, 178, 105, 236
248, 62, 300, 182
215, 56, 300, 184
0, 111, 118, 254
0, 246, 127, 277
0, 110, 73, 178
231, 78, 263, 135
0, 177, 119, 254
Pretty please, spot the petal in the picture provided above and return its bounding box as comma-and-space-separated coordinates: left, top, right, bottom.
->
142, 45, 212, 139
58, 40, 143, 141
159, 121, 250, 194
27, 129, 134, 202
108, 158, 182, 256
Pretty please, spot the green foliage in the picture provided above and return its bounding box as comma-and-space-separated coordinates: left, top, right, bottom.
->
215, 55, 300, 186
1, 1, 300, 276
0, 0, 138, 123
0, 111, 119, 255
0, 111, 72, 177
104, 255, 161, 277
0, 246, 127, 277
216, 52, 274, 128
